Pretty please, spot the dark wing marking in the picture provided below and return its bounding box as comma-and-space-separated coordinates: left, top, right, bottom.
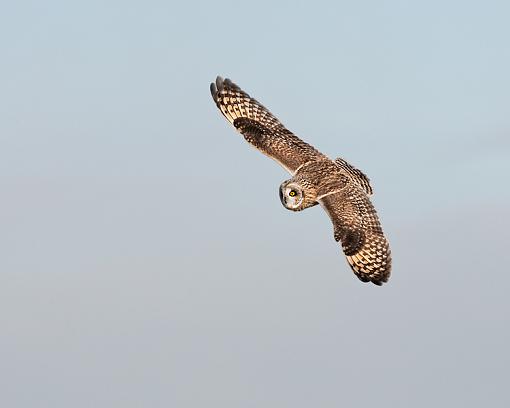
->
319, 185, 391, 285
210, 76, 326, 174
334, 157, 373, 196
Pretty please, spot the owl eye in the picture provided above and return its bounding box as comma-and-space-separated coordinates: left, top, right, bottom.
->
289, 190, 297, 197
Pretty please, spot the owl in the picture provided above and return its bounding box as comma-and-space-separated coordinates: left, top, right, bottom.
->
210, 76, 392, 285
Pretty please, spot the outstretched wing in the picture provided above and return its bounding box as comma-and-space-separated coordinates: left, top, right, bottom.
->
210, 76, 326, 174
319, 184, 391, 285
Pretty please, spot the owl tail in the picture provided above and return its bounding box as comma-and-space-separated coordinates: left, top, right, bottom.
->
344, 231, 392, 286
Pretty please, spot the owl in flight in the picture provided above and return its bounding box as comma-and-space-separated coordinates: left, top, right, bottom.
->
210, 76, 392, 285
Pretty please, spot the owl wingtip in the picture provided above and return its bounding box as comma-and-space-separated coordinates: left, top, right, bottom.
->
359, 276, 387, 286
215, 76, 224, 91
212, 75, 242, 95
370, 271, 390, 286
210, 82, 217, 100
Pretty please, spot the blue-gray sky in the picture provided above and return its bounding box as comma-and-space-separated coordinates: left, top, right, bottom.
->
1, 1, 510, 407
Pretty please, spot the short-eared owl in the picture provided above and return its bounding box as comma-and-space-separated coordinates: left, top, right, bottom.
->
210, 76, 392, 285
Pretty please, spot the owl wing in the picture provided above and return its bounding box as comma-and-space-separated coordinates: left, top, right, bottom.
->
210, 76, 326, 174
319, 184, 392, 285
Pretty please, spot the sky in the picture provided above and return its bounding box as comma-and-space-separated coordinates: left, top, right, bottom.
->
1, 1, 510, 407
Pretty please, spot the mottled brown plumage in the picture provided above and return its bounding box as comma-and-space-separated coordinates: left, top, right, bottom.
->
210, 76, 392, 285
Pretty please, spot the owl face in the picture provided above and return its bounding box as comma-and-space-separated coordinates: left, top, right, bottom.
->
279, 179, 317, 211
279, 181, 304, 210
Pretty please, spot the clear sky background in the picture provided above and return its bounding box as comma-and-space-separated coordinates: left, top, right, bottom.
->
1, 1, 510, 407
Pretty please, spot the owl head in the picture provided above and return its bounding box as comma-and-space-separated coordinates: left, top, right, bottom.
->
279, 179, 317, 211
